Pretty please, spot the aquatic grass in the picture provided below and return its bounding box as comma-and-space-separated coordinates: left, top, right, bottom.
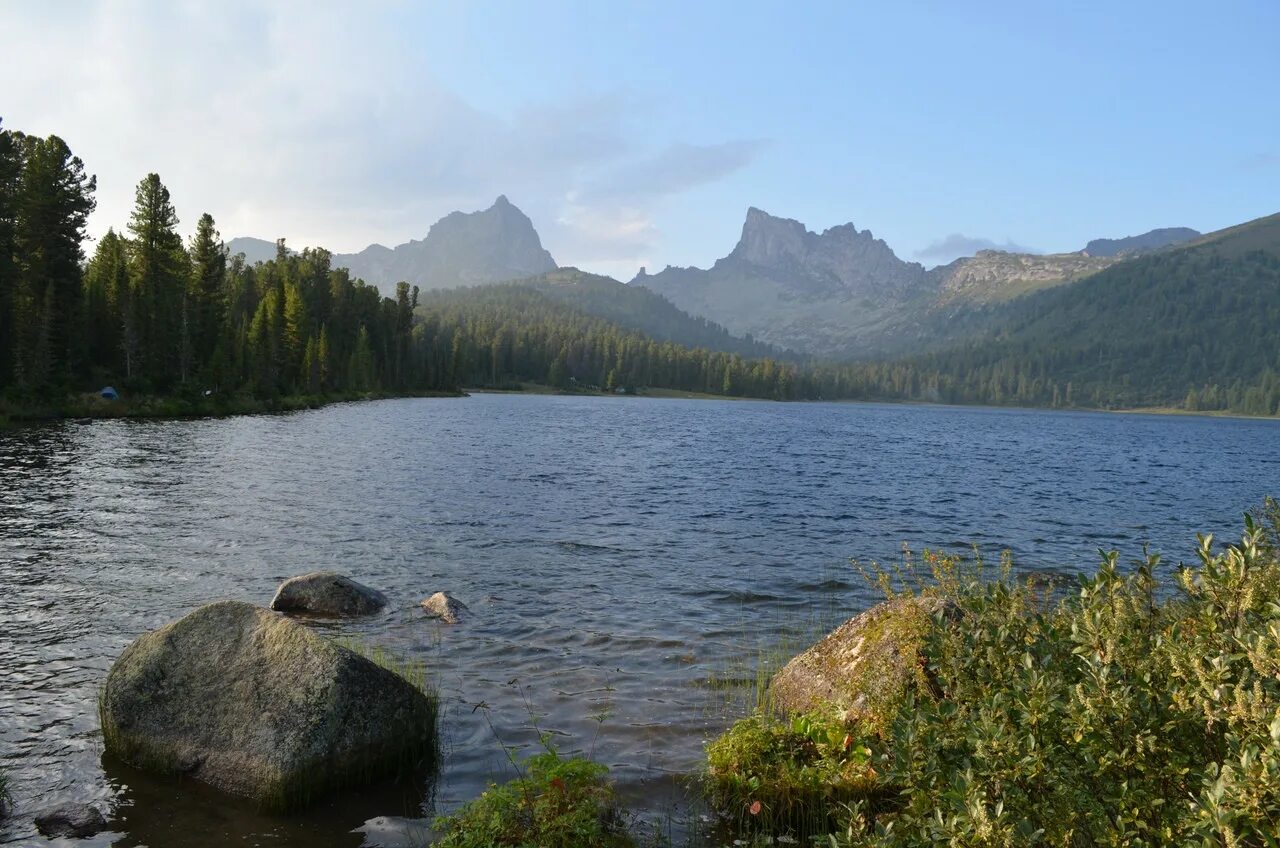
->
334, 635, 433, 697
0, 767, 11, 816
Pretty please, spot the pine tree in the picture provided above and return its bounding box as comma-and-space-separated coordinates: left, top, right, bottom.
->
126, 174, 185, 387
188, 213, 227, 377
0, 120, 21, 391
11, 132, 96, 389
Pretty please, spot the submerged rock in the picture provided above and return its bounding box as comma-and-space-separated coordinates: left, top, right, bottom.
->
34, 802, 107, 838
769, 596, 954, 725
269, 571, 387, 616
100, 600, 436, 809
421, 591, 468, 624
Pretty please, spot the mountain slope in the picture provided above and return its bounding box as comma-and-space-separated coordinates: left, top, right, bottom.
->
903, 211, 1280, 409
226, 236, 286, 265
1082, 227, 1200, 257
514, 268, 785, 358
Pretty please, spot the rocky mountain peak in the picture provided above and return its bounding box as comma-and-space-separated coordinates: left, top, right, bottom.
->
724, 207, 925, 297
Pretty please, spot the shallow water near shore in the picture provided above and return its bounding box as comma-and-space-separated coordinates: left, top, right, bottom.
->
1, 393, 1277, 846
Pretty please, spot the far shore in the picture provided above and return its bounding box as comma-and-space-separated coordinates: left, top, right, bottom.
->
0, 389, 466, 428
5, 383, 1275, 428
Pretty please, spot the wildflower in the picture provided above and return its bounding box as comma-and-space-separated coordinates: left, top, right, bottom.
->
749, 799, 762, 816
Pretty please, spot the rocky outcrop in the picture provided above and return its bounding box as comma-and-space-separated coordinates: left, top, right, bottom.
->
421, 591, 468, 624
770, 596, 955, 726
930, 250, 1117, 305
269, 571, 387, 616
34, 803, 107, 838
100, 601, 436, 809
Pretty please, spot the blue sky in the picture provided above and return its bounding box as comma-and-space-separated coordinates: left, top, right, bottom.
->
3, 1, 1278, 277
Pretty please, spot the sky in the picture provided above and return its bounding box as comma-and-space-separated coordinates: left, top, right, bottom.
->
2, 1, 1278, 279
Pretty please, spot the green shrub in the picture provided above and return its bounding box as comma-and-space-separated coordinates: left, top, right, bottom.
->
433, 744, 634, 848
705, 709, 878, 835
823, 516, 1280, 846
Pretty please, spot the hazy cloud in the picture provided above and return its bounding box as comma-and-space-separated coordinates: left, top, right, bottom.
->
581, 140, 766, 202
1243, 152, 1280, 169
916, 233, 1040, 263
0, 1, 760, 270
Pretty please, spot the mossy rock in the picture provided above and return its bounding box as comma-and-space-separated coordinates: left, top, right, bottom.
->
769, 596, 953, 727
270, 571, 388, 616
100, 600, 436, 810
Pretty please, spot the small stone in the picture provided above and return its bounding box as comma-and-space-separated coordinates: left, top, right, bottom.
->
34, 802, 107, 838
269, 571, 387, 616
421, 592, 468, 624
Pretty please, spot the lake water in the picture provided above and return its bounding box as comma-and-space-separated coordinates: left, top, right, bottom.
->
1, 394, 1277, 846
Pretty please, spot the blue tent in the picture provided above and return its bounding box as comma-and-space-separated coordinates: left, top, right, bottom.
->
100, 386, 118, 400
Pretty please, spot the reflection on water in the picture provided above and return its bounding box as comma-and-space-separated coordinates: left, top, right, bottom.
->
1, 395, 1276, 845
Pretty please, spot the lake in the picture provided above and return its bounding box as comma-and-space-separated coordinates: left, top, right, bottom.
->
1, 393, 1276, 846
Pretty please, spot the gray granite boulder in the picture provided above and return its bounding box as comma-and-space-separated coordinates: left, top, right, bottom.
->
100, 601, 436, 809
269, 571, 387, 616
34, 802, 107, 838
421, 591, 468, 624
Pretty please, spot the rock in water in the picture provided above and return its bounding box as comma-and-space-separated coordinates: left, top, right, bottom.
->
769, 596, 954, 725
100, 601, 436, 809
269, 571, 387, 616
34, 803, 107, 838
421, 592, 468, 624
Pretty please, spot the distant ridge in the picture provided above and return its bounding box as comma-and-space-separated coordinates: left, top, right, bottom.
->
1082, 227, 1200, 257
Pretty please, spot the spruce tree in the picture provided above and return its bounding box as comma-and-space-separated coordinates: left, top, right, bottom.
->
126, 173, 185, 387
11, 133, 95, 389
188, 213, 226, 377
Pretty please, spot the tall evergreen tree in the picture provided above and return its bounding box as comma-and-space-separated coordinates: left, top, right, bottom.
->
10, 132, 95, 389
188, 212, 227, 377
126, 173, 185, 387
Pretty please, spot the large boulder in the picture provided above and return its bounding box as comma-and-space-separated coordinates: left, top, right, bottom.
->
34, 802, 107, 838
769, 596, 954, 726
269, 571, 387, 616
421, 591, 468, 624
100, 601, 436, 810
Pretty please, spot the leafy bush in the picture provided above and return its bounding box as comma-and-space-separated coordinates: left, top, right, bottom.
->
433, 744, 634, 848
708, 509, 1280, 846
829, 514, 1280, 846
706, 709, 877, 835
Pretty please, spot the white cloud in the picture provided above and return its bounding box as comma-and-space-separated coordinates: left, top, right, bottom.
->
0, 1, 761, 272
915, 233, 1040, 263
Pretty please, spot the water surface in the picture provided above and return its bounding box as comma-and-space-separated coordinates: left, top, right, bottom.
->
1, 394, 1276, 845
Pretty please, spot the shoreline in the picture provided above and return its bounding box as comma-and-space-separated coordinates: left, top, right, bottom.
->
5, 384, 1275, 428
0, 389, 467, 428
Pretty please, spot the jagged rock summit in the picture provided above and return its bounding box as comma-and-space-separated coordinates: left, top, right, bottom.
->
229, 197, 557, 295
332, 196, 556, 294
633, 207, 929, 353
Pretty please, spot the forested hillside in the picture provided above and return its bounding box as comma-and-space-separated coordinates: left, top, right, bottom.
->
417, 283, 808, 398
516, 268, 784, 359
812, 217, 1280, 414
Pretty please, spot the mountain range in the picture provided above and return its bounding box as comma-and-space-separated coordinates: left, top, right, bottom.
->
228, 196, 1239, 362
633, 209, 1203, 356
